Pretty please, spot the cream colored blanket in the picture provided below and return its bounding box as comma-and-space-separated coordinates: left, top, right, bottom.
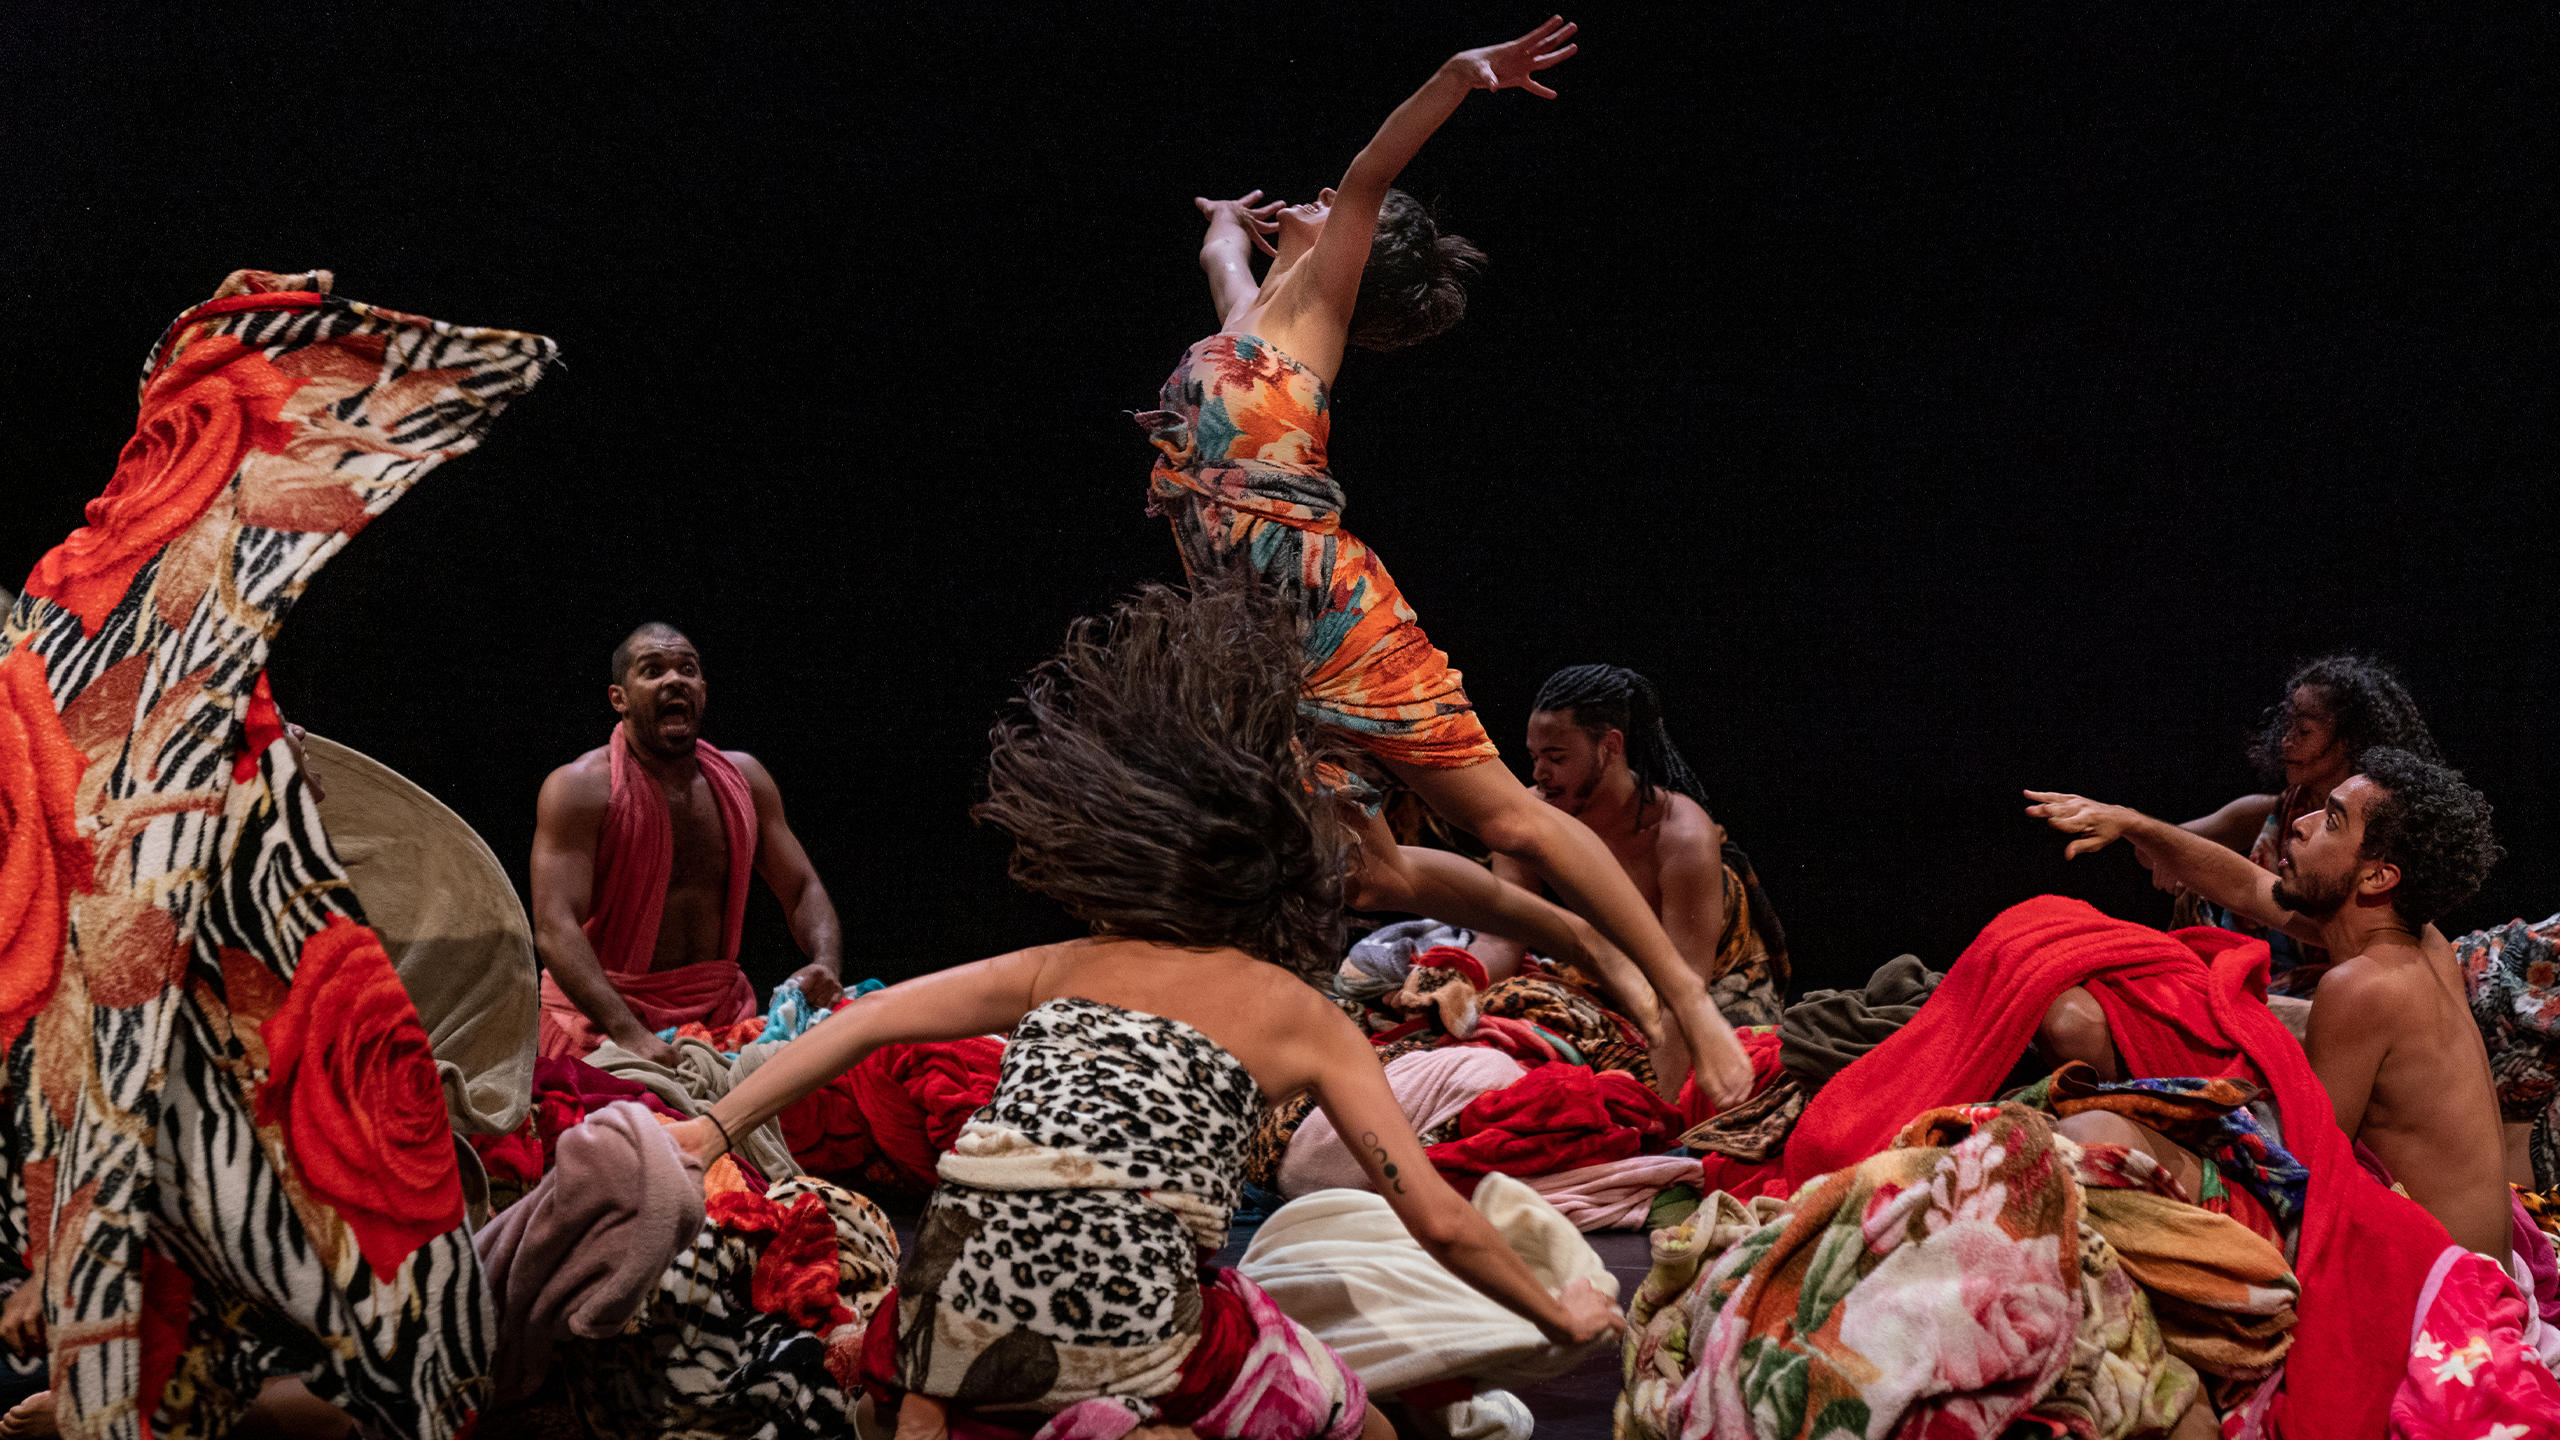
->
307, 733, 538, 1136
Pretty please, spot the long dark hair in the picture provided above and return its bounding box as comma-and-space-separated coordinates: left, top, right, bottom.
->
2249, 654, 2442, 784
972, 578, 1354, 981
1531, 664, 1706, 819
1347, 189, 1487, 353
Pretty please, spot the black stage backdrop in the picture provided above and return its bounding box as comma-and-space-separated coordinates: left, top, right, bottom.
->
4, 4, 2550, 999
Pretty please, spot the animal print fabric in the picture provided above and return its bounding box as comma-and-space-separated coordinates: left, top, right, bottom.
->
1139, 334, 1498, 769
889, 998, 1262, 1419
562, 1174, 898, 1439
0, 270, 552, 1439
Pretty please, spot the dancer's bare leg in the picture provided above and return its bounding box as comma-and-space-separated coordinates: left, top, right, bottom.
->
1344, 806, 1642, 993
1387, 758, 1751, 1105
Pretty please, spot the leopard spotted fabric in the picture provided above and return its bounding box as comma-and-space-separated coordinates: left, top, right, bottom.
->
887, 998, 1263, 1419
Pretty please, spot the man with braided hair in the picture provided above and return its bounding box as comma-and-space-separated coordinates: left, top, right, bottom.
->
1474, 665, 1792, 1028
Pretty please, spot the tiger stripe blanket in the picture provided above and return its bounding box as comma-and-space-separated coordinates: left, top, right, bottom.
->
0, 269, 552, 1439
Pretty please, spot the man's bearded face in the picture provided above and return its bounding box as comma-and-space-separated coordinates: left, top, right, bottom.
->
1526, 711, 1607, 818
2275, 774, 2387, 920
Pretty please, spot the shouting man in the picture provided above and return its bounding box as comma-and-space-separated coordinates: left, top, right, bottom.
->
533, 623, 845, 1062
2028, 746, 2508, 1255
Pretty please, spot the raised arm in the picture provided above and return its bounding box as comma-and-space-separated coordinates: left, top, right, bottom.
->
2025, 790, 2322, 945
1303, 999, 1622, 1345
530, 761, 679, 1066
1195, 192, 1282, 328
2180, 792, 2281, 852
1291, 18, 1580, 334
675, 946, 1051, 1166
735, 753, 847, 1007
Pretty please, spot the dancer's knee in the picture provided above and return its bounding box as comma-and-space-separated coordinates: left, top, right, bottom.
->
2037, 987, 2122, 1082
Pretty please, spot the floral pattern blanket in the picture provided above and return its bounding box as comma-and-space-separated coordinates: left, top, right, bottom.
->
1, 270, 550, 1439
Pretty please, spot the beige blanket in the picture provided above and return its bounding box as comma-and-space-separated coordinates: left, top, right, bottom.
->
307, 732, 539, 1136
583, 1035, 802, 1183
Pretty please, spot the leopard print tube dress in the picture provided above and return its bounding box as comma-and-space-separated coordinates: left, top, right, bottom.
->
884, 998, 1263, 1417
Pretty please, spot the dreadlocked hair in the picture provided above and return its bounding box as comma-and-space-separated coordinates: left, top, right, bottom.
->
2249, 653, 2442, 784
1532, 664, 1707, 819
971, 576, 1356, 983
1347, 189, 1487, 353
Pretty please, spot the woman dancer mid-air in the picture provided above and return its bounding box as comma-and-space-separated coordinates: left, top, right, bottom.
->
1136, 16, 1753, 1105
675, 580, 1623, 1440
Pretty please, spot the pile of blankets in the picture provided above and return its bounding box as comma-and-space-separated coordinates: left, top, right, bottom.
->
1621, 1102, 2296, 1440
1622, 895, 2560, 1436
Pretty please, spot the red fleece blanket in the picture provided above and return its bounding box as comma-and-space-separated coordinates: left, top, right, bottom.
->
780, 1037, 1003, 1192
1424, 1062, 1681, 1177
1785, 895, 2446, 1438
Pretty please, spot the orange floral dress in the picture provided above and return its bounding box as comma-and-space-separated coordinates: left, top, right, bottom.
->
1139, 334, 1497, 769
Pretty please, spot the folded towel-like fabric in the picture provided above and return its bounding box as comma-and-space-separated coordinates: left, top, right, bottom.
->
473, 1100, 707, 1403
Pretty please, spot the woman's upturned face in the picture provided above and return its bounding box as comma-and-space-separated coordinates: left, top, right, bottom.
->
1274, 188, 1335, 250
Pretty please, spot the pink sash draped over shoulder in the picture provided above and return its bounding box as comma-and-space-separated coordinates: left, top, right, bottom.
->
537, 727, 760, 1057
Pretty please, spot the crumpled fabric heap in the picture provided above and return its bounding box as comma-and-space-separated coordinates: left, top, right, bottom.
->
658, 974, 884, 1054
1340, 920, 1476, 1000
781, 1035, 1005, 1192
468, 1054, 686, 1189
1777, 952, 1940, 1091
1424, 1062, 1681, 1179
472, 1101, 707, 1404
582, 1032, 802, 1182
563, 1154, 901, 1440
2460, 914, 2560, 1187
1621, 1105, 2099, 1440
1279, 1047, 1526, 1196
2013, 1061, 2306, 1243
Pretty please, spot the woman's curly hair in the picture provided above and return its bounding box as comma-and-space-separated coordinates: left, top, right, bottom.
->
2355, 746, 2501, 926
971, 576, 1356, 982
2249, 653, 2442, 783
1347, 189, 1488, 353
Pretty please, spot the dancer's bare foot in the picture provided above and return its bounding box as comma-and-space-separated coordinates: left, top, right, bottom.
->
1645, 1019, 1692, 1102
0, 1391, 57, 1439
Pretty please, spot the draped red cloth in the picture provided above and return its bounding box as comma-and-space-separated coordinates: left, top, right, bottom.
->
537, 726, 758, 1058
1784, 895, 2447, 1438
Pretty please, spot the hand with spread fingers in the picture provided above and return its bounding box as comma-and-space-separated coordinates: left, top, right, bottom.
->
1450, 15, 1580, 97
1195, 190, 1284, 256
2024, 790, 2144, 859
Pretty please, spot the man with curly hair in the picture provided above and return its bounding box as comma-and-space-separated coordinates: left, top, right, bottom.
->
2165, 654, 2444, 994
2029, 747, 2509, 1254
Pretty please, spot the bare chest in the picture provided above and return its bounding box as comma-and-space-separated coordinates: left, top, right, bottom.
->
660, 777, 731, 889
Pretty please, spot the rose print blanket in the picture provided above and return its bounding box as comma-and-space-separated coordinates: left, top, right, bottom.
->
1, 270, 550, 1439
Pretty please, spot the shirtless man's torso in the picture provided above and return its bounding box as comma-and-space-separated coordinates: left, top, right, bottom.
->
2031, 751, 2508, 1254
531, 624, 844, 1064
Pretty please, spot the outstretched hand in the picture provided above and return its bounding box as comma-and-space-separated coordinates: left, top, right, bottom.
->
1195, 191, 1283, 256
1452, 15, 1580, 97
2025, 790, 2141, 859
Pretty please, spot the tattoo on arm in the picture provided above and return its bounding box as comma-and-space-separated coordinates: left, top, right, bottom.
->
1361, 1130, 1407, 1194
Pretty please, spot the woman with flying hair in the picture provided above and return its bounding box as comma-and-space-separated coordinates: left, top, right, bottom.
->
673, 580, 1621, 1440
1134, 15, 1756, 1109
2168, 653, 2444, 994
